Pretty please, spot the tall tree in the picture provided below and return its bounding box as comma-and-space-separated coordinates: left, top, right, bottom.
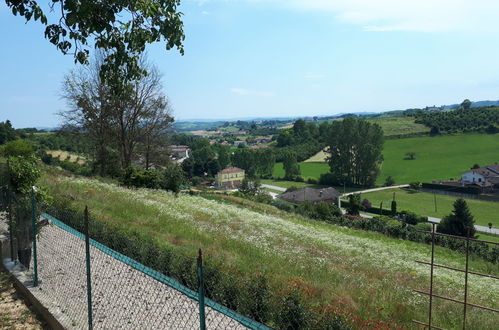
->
325, 117, 384, 186
0, 120, 17, 145
282, 150, 300, 180
438, 198, 476, 238
61, 54, 173, 174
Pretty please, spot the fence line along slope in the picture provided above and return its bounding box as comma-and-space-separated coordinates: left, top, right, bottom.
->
40, 174, 499, 328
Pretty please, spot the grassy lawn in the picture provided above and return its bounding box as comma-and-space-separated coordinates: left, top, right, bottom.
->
261, 178, 360, 193
361, 188, 499, 228
273, 162, 329, 180
293, 133, 499, 187
40, 173, 499, 328
367, 116, 430, 136
378, 133, 499, 185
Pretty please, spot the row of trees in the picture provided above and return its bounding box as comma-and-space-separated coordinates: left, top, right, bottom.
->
415, 107, 499, 134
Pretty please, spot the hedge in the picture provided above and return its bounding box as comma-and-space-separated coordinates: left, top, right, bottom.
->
421, 183, 481, 195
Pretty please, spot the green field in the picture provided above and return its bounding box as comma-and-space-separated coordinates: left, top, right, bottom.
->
273, 162, 329, 180
295, 134, 499, 186
360, 188, 499, 228
366, 116, 430, 136
40, 173, 499, 328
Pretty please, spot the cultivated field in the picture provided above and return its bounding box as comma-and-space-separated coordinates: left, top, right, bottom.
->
366, 116, 430, 136
360, 188, 499, 228
294, 134, 499, 186
47, 150, 86, 165
40, 174, 499, 328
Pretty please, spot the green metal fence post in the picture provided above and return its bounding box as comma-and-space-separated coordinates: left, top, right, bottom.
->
7, 189, 15, 262
197, 249, 206, 330
31, 187, 38, 287
84, 206, 93, 330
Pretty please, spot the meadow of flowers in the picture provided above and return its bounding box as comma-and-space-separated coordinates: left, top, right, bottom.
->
42, 175, 499, 328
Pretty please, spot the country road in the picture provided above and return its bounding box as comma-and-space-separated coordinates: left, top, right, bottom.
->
261, 184, 287, 192
428, 216, 499, 235
341, 184, 409, 197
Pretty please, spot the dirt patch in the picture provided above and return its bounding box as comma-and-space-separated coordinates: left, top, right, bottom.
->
0, 271, 45, 329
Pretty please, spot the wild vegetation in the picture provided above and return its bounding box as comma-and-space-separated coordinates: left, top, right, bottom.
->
39, 173, 499, 329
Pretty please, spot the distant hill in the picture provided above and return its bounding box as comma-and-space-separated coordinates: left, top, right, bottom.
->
442, 100, 499, 110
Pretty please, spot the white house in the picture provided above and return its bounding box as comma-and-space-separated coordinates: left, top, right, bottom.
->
461, 165, 499, 187
167, 145, 191, 163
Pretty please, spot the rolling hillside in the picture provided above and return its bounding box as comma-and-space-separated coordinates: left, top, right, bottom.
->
40, 174, 499, 328
289, 134, 499, 186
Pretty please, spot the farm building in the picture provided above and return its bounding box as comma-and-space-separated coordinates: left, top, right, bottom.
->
461, 165, 499, 189
215, 167, 245, 189
167, 145, 191, 163
278, 187, 341, 204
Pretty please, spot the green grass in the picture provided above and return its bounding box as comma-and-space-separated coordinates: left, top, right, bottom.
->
478, 232, 499, 243
361, 188, 499, 227
273, 162, 329, 180
40, 173, 499, 328
261, 179, 360, 193
288, 133, 499, 186
366, 116, 430, 136
378, 133, 499, 185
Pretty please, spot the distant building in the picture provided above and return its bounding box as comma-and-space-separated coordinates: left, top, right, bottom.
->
167, 145, 190, 163
249, 145, 269, 150
215, 167, 245, 189
233, 140, 246, 147
277, 187, 341, 204
425, 105, 441, 111
461, 165, 499, 189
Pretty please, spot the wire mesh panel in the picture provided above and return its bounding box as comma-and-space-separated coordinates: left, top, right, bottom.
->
40, 212, 257, 329
35, 217, 89, 328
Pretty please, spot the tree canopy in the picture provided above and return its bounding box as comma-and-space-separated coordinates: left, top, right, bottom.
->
6, 0, 185, 82
438, 198, 476, 238
325, 117, 384, 187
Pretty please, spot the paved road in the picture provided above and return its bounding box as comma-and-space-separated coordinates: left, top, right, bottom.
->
341, 184, 409, 197
261, 184, 287, 192
427, 216, 499, 235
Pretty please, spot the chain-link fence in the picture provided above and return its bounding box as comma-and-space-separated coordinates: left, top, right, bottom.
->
0, 187, 350, 329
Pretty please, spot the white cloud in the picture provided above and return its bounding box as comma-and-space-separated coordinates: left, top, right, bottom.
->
194, 0, 499, 32
230, 88, 275, 96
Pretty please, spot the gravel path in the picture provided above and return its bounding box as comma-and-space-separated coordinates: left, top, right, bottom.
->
8, 222, 247, 329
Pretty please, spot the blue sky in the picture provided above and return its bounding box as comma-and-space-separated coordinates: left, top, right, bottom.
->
2, 0, 499, 127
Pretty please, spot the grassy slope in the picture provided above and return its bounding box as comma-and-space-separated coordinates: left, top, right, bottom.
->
378, 133, 499, 185
360, 188, 499, 228
366, 116, 430, 136
40, 174, 499, 328
286, 134, 499, 186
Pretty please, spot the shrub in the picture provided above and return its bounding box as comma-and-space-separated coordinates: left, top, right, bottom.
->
409, 182, 421, 190
384, 176, 395, 186
347, 194, 361, 215
306, 178, 318, 184
361, 199, 372, 210
398, 210, 425, 225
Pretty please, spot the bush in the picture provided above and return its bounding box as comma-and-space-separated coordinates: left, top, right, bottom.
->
361, 199, 372, 210
121, 167, 162, 189
306, 178, 318, 184
384, 176, 395, 186
398, 210, 426, 225
319, 173, 336, 186
414, 222, 432, 231
409, 182, 421, 190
